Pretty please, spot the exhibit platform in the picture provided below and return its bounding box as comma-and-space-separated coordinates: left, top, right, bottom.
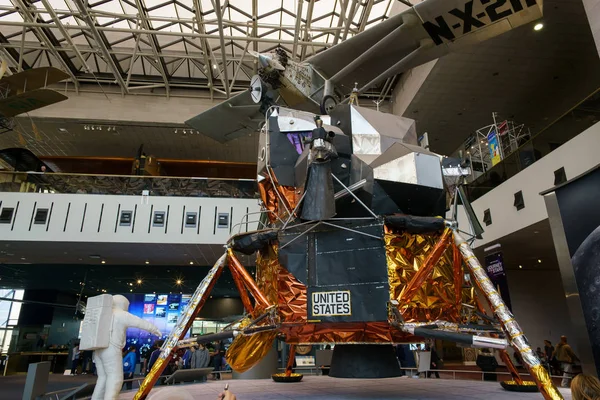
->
118, 375, 573, 400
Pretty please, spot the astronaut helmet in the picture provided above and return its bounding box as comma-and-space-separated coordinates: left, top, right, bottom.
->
112, 295, 130, 311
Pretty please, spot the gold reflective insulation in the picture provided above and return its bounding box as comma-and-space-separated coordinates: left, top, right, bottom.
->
385, 230, 476, 322
226, 316, 277, 373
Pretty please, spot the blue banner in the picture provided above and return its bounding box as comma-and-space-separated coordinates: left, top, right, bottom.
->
484, 252, 512, 311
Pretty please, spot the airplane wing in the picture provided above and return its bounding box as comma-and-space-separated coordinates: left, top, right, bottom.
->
0, 88, 68, 118
0, 67, 70, 94
307, 0, 543, 94
185, 88, 276, 144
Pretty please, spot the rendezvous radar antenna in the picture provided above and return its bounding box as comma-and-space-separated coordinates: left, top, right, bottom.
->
348, 82, 360, 106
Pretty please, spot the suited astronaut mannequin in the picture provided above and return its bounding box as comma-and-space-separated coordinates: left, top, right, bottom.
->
91, 295, 161, 400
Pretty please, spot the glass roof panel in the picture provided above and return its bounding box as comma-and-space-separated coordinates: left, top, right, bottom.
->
0, 0, 396, 95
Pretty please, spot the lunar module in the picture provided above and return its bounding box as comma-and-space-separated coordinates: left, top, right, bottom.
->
134, 105, 562, 400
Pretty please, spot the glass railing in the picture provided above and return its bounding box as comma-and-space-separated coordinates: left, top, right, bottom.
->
465, 87, 600, 202
0, 171, 259, 198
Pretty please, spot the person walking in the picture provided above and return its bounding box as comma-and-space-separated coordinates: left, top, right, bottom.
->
70, 342, 80, 375
427, 344, 441, 379
554, 335, 579, 388
122, 346, 137, 390
476, 349, 499, 381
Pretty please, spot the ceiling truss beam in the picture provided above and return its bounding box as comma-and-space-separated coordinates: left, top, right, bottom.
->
72, 0, 128, 94
10, 0, 79, 89
135, 0, 170, 97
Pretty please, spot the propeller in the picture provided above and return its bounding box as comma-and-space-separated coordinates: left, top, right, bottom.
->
248, 50, 285, 71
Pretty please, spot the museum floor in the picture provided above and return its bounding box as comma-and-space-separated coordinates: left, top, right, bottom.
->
118, 376, 573, 400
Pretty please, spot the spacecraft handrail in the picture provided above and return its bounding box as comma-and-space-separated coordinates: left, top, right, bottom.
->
231, 210, 284, 234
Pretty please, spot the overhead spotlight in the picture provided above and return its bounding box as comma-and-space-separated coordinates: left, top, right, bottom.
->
101, 260, 106, 264
137, 279, 142, 284
534, 23, 544, 31
130, 289, 133, 292
538, 259, 542, 264
518, 265, 523, 269
189, 261, 194, 265
212, 64, 217, 69
174, 129, 178, 134
176, 279, 182, 285
145, 260, 150, 265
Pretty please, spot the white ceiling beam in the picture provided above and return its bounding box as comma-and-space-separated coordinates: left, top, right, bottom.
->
10, 0, 80, 90
134, 0, 170, 98
0, 20, 332, 48
72, 0, 127, 94
291, 0, 304, 59
213, 0, 230, 98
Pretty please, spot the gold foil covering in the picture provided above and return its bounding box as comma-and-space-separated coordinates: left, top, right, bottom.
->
398, 228, 452, 306
385, 230, 476, 322
531, 364, 564, 400
226, 324, 277, 373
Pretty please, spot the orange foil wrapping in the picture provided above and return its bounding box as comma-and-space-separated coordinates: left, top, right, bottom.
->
258, 177, 298, 223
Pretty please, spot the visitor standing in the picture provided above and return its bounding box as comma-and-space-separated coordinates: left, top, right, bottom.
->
476, 349, 499, 381
554, 335, 579, 388
70, 342, 80, 375
191, 344, 211, 382
122, 346, 137, 390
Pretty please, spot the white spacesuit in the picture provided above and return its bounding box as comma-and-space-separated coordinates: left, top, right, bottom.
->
91, 295, 161, 400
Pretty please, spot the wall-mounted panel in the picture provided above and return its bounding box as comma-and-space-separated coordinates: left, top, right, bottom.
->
0, 193, 261, 245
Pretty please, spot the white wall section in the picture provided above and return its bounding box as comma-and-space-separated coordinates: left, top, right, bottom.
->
0, 193, 261, 244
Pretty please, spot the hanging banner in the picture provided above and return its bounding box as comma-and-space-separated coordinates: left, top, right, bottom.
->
487, 130, 502, 166
484, 251, 512, 311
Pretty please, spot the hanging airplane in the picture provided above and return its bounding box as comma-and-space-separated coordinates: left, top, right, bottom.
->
185, 0, 543, 143
0, 65, 70, 134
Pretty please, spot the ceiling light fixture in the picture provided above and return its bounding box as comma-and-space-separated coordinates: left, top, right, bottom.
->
189, 261, 194, 265
145, 261, 150, 265
534, 23, 544, 31
212, 64, 217, 69
518, 265, 523, 269
137, 279, 142, 284
101, 260, 106, 264
176, 279, 182, 285
538, 259, 542, 263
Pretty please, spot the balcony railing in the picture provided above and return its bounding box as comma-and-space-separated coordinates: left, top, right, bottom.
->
0, 171, 259, 199
465, 87, 600, 202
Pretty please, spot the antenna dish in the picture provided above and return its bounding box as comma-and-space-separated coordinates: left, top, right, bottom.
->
250, 75, 263, 104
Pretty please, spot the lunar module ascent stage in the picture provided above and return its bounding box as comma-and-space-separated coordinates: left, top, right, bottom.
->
134, 105, 562, 400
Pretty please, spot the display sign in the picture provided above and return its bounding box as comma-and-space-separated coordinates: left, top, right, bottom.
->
484, 251, 512, 310
487, 130, 502, 166
311, 291, 351, 316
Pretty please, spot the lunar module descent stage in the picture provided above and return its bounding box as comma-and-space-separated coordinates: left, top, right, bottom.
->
134, 105, 562, 400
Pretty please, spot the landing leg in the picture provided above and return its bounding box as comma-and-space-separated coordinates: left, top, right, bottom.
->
133, 254, 228, 400
454, 231, 563, 400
